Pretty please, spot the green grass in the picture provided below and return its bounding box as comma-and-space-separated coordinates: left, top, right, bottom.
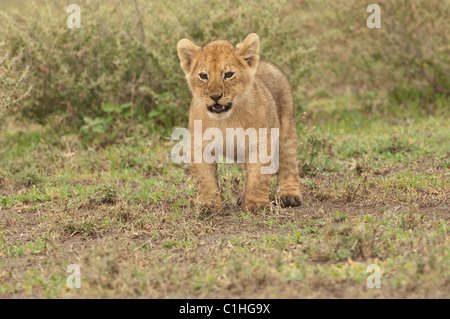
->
0, 95, 448, 298
0, 0, 448, 299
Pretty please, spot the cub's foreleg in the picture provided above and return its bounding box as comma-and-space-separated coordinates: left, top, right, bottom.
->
190, 162, 222, 204
242, 162, 272, 212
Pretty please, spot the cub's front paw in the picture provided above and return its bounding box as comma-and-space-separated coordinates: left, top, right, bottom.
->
242, 198, 272, 212
280, 194, 301, 207
198, 193, 223, 205
197, 194, 226, 215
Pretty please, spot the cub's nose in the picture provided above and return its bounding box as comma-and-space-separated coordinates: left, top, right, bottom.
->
210, 93, 223, 102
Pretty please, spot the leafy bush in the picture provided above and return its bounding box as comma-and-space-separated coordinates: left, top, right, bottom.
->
0, 44, 32, 131
316, 0, 450, 108
0, 0, 316, 133
0, 0, 447, 135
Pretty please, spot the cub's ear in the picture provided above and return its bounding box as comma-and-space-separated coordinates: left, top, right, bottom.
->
177, 38, 201, 75
236, 33, 260, 68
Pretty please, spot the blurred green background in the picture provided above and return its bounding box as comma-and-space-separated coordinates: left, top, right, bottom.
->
1, 0, 449, 143
0, 0, 25, 9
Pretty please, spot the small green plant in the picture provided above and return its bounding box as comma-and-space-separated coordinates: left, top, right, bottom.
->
79, 102, 133, 142
332, 211, 349, 223
101, 102, 132, 118
62, 218, 97, 238
89, 185, 118, 205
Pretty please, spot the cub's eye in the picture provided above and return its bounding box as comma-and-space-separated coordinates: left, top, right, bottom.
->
224, 72, 234, 79
199, 73, 208, 80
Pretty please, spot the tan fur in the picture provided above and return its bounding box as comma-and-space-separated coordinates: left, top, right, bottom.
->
177, 33, 301, 211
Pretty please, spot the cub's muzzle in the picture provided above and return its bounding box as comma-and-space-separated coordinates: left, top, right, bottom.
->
207, 102, 233, 113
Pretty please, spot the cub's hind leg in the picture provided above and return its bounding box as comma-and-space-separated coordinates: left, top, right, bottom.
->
277, 114, 302, 207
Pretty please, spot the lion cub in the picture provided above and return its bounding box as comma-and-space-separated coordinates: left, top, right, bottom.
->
177, 33, 301, 211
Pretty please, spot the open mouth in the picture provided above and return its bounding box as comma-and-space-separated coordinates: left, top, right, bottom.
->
207, 102, 232, 114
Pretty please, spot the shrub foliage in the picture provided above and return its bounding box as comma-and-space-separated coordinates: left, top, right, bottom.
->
0, 44, 32, 131
0, 0, 448, 133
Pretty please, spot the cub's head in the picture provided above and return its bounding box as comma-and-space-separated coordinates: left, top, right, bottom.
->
177, 33, 260, 118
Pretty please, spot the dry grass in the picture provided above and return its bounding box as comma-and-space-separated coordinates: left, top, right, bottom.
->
1, 97, 449, 298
